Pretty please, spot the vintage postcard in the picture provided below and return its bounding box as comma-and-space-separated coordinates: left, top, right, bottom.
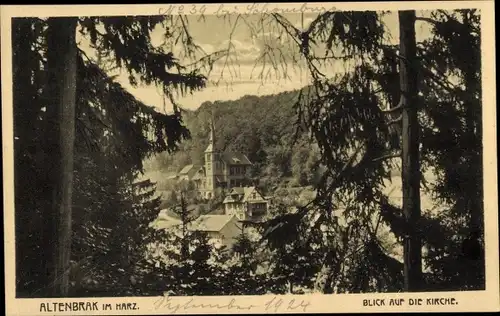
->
2, 1, 499, 315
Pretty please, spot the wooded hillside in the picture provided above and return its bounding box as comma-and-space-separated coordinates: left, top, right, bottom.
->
146, 89, 323, 193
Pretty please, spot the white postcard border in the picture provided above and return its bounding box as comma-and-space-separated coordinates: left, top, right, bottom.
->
2, 2, 498, 314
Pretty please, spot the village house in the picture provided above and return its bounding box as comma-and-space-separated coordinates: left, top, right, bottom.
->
177, 164, 200, 182
187, 214, 242, 249
176, 119, 253, 199
151, 212, 243, 249
222, 186, 268, 222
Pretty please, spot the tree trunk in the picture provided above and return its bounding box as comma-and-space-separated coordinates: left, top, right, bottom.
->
180, 193, 189, 260
12, 18, 40, 295
462, 12, 483, 236
461, 12, 484, 289
398, 10, 422, 292
46, 17, 78, 297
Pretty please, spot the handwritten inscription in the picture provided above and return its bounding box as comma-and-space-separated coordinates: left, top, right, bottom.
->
158, 3, 338, 18
264, 296, 311, 313
154, 296, 257, 313
154, 295, 311, 313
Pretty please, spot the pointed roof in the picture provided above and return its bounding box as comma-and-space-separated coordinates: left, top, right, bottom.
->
205, 115, 216, 153
204, 143, 214, 153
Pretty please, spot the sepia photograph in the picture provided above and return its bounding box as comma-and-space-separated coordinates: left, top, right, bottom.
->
2, 1, 499, 314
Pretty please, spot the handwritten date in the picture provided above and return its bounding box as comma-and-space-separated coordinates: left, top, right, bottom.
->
154, 295, 311, 313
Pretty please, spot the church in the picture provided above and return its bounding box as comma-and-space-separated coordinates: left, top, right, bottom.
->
178, 120, 254, 200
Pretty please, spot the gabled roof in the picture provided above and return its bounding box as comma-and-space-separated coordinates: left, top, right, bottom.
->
242, 187, 256, 201
151, 218, 182, 230
187, 165, 201, 179
166, 173, 178, 180
243, 186, 266, 202
179, 164, 202, 180
179, 164, 195, 175
191, 166, 205, 180
230, 187, 245, 195
223, 186, 266, 204
221, 152, 252, 165
151, 209, 183, 230
223, 187, 245, 203
188, 215, 236, 232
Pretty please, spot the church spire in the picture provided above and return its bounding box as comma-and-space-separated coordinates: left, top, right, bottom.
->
205, 111, 216, 153
209, 113, 215, 147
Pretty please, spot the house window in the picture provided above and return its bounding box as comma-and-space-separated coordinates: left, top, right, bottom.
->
252, 192, 256, 199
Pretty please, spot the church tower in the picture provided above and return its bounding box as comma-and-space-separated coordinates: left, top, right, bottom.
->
204, 115, 218, 199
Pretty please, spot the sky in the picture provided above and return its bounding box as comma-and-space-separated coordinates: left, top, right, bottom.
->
78, 11, 433, 113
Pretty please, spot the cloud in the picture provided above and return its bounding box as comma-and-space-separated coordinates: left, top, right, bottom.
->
110, 61, 312, 113
212, 39, 262, 65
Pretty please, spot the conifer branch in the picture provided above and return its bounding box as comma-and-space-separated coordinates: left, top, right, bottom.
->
382, 105, 403, 113
372, 151, 402, 162
386, 115, 403, 125
415, 17, 439, 25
